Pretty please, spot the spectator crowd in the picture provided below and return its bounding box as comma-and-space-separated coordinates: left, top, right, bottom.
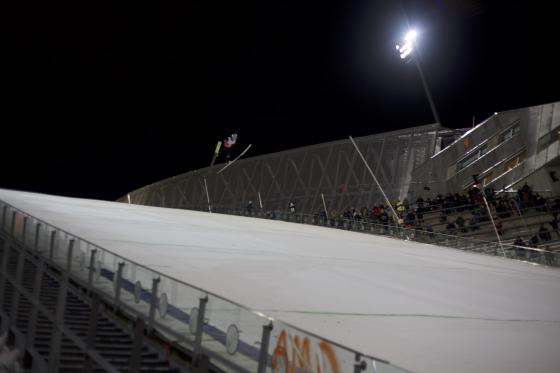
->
302, 183, 560, 250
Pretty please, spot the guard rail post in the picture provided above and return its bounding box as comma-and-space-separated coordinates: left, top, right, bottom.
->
257, 321, 273, 373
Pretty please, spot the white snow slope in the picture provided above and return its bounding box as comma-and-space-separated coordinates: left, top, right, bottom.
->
1, 189, 559, 373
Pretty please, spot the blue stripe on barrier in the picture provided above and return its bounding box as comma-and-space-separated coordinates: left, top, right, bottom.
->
99, 268, 261, 363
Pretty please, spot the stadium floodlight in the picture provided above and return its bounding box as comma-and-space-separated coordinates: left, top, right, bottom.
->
396, 29, 417, 60
405, 29, 417, 41
395, 28, 442, 127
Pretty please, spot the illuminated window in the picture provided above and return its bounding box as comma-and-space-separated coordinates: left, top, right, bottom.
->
499, 122, 520, 143
503, 151, 526, 173
458, 145, 487, 170
483, 173, 494, 186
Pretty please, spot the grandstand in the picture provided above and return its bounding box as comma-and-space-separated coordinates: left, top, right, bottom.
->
1, 101, 559, 373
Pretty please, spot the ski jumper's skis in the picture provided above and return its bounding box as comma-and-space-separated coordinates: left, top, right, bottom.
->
209, 141, 222, 167
216, 144, 252, 174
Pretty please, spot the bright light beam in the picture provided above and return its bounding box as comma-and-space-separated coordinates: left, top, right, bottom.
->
394, 28, 442, 126
396, 29, 417, 59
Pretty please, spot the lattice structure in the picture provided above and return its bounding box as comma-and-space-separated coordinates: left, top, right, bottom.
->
125, 124, 445, 214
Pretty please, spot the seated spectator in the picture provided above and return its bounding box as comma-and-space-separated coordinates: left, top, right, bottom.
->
426, 224, 435, 238
403, 198, 410, 211
538, 225, 552, 241
513, 236, 525, 246
426, 197, 436, 211
446, 221, 456, 235
405, 211, 415, 224
551, 198, 560, 220
469, 185, 480, 206
456, 216, 467, 233
436, 194, 444, 209
544, 246, 555, 266
352, 208, 362, 221
495, 219, 504, 236
513, 236, 527, 258
535, 194, 547, 212
518, 183, 533, 208
360, 206, 369, 221
549, 218, 560, 238
396, 200, 405, 216
485, 187, 496, 205
530, 234, 539, 247
416, 206, 425, 224
469, 211, 480, 231
379, 211, 389, 227
372, 206, 381, 221
453, 193, 463, 209
475, 191, 485, 206
443, 193, 455, 213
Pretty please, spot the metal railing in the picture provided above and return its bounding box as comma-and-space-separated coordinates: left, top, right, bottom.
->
211, 206, 560, 268
0, 199, 412, 373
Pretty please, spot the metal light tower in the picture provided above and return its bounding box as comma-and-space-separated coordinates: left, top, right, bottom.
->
396, 30, 442, 126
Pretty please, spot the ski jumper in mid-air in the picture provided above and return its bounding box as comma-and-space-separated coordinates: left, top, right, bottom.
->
223, 133, 238, 163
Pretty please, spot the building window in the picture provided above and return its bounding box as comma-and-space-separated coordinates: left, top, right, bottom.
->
483, 173, 494, 187
499, 122, 521, 143
458, 145, 487, 170
499, 151, 526, 177
537, 129, 560, 153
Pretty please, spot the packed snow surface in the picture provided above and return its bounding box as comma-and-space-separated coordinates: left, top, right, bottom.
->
1, 189, 559, 373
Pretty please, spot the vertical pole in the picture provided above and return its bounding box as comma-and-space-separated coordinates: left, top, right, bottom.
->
257, 322, 273, 373
149, 277, 160, 330
115, 262, 125, 304
10, 247, 25, 323
22, 216, 28, 245
194, 296, 208, 355
83, 293, 100, 373
349, 136, 402, 229
27, 258, 45, 350
88, 249, 97, 290
1, 205, 6, 230
0, 239, 10, 305
127, 193, 131, 204
66, 239, 75, 273
258, 192, 263, 210
11, 211, 17, 236
203, 177, 212, 213
130, 317, 145, 372
49, 267, 69, 372
34, 223, 42, 252
49, 231, 57, 262
321, 193, 329, 218
354, 353, 367, 373
482, 193, 506, 257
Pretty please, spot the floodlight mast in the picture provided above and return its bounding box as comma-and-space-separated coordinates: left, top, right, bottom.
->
396, 29, 442, 127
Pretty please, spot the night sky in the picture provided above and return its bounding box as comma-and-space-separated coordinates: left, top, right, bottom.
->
2, 0, 558, 200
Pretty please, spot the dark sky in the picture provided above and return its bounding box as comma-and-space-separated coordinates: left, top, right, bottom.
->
2, 0, 558, 200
